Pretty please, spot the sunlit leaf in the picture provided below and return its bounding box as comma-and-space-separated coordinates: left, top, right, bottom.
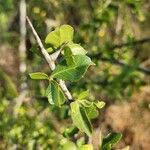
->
94, 101, 105, 109
79, 100, 102, 119
59, 140, 77, 150
79, 100, 93, 108
121, 146, 130, 150
70, 101, 92, 136
60, 25, 74, 44
29, 72, 49, 80
78, 90, 89, 99
51, 55, 95, 82
45, 28, 60, 48
46, 47, 54, 53
45, 25, 74, 48
79, 144, 93, 150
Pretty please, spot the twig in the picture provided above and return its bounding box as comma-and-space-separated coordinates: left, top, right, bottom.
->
26, 16, 73, 100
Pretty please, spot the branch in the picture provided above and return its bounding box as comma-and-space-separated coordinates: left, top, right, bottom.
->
110, 38, 150, 50
101, 57, 150, 75
26, 16, 55, 70
89, 37, 150, 75
26, 16, 73, 100
14, 0, 27, 117
19, 0, 27, 90
90, 53, 150, 75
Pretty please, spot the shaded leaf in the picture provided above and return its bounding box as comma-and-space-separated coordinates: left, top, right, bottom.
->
45, 80, 66, 107
63, 126, 79, 138
58, 105, 69, 119
86, 105, 99, 119
45, 83, 54, 105
64, 46, 75, 66
0, 68, 18, 98
70, 101, 92, 136
30, 44, 43, 58
29, 72, 49, 80
51, 55, 95, 82
101, 132, 122, 150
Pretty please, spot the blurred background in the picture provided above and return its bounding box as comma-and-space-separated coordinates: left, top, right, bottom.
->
0, 0, 150, 149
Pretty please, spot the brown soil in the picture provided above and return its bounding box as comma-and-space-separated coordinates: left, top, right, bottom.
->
104, 86, 150, 150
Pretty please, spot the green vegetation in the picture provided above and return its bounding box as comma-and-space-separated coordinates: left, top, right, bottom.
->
0, 0, 149, 149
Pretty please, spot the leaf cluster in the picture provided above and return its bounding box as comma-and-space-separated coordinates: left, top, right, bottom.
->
29, 24, 124, 149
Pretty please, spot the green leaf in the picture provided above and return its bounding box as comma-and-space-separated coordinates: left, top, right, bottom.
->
66, 43, 87, 55
94, 101, 105, 109
79, 100, 93, 108
101, 144, 111, 150
78, 90, 89, 99
63, 43, 87, 66
79, 144, 93, 150
45, 28, 60, 48
46, 83, 54, 105
45, 25, 74, 48
30, 44, 43, 58
60, 25, 74, 44
64, 46, 75, 66
63, 126, 79, 138
101, 132, 122, 150
59, 140, 77, 150
70, 101, 92, 136
0, 68, 18, 98
51, 55, 95, 82
79, 100, 101, 119
86, 104, 99, 119
29, 72, 49, 80
45, 80, 66, 107
46, 47, 54, 53
58, 105, 69, 119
